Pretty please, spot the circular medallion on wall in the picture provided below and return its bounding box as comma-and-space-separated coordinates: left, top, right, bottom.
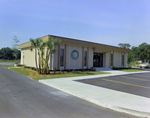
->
71, 50, 79, 60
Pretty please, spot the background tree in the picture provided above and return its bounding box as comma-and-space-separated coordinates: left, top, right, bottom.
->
131, 46, 139, 60
138, 43, 150, 62
12, 49, 21, 60
125, 42, 150, 64
12, 36, 20, 49
0, 49, 3, 59
0, 36, 20, 60
118, 43, 131, 49
12, 36, 21, 60
0, 47, 13, 59
127, 52, 134, 63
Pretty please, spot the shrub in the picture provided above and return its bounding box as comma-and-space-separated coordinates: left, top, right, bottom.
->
112, 66, 131, 70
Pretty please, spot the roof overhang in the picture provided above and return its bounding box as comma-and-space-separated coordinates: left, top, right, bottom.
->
18, 35, 131, 53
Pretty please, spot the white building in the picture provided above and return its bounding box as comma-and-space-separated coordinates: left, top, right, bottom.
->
18, 35, 130, 70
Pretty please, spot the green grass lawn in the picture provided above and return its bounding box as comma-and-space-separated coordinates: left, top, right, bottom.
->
120, 69, 144, 72
0, 59, 20, 63
33, 71, 110, 81
4, 65, 14, 68
10, 68, 29, 76
7, 67, 110, 81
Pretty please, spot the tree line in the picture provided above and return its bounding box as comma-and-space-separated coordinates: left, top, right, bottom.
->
0, 47, 20, 60
118, 43, 150, 63
0, 36, 21, 60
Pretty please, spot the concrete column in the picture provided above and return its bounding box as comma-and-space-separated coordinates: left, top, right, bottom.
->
82, 46, 84, 69
113, 51, 114, 67
125, 52, 127, 67
121, 52, 122, 67
124, 52, 125, 67
22, 52, 24, 65
64, 44, 67, 70
87, 47, 89, 69
52, 54, 54, 70
57, 45, 60, 70
109, 50, 111, 68
50, 53, 52, 70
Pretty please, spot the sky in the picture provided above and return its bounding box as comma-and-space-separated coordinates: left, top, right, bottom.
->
0, 0, 150, 49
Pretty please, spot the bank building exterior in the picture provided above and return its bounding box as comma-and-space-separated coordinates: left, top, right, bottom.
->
18, 35, 130, 70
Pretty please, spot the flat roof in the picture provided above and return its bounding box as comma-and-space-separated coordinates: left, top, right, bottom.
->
18, 35, 131, 53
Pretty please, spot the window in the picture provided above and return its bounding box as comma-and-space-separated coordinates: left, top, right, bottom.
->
60, 48, 64, 66
84, 51, 87, 66
122, 55, 124, 66
111, 54, 113, 66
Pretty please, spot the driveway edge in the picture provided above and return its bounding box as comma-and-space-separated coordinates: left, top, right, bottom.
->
40, 71, 150, 118
40, 80, 150, 118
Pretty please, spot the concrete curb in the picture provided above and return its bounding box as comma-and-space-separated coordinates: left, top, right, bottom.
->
8, 67, 23, 69
40, 80, 150, 118
39, 71, 150, 118
63, 71, 150, 81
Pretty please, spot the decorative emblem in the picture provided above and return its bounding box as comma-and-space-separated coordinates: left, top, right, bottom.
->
71, 50, 79, 59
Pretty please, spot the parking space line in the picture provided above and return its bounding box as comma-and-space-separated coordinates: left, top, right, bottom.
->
120, 76, 150, 81
133, 74, 150, 77
101, 78, 150, 89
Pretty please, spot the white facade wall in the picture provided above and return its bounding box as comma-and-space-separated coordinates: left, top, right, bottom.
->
53, 44, 93, 70
21, 51, 24, 65
104, 51, 127, 68
21, 46, 54, 69
20, 44, 128, 69
103, 53, 106, 67
105, 52, 110, 68
83, 47, 87, 69
114, 52, 117, 66
59, 45, 65, 70
119, 52, 122, 67
88, 47, 93, 69
21, 48, 36, 67
124, 53, 127, 67
114, 51, 122, 67
66, 45, 82, 69
54, 46, 58, 70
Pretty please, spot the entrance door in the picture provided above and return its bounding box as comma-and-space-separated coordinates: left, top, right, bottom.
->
93, 53, 103, 67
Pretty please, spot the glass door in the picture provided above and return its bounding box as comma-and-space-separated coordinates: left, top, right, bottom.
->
93, 53, 103, 67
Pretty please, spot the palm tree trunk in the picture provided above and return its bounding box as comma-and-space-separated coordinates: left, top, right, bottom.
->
35, 49, 39, 73
46, 50, 51, 74
44, 50, 49, 74
38, 50, 41, 74
44, 49, 51, 74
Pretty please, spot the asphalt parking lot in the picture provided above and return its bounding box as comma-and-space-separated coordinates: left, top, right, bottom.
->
78, 72, 150, 98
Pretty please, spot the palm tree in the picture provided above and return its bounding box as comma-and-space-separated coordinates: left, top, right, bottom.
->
30, 36, 61, 74
39, 40, 45, 74
36, 38, 44, 74
30, 39, 39, 74
44, 36, 61, 74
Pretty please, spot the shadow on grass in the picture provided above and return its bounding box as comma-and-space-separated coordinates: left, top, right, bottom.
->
85, 72, 96, 75
11, 68, 29, 76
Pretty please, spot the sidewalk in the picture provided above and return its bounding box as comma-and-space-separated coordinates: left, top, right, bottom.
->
39, 70, 150, 118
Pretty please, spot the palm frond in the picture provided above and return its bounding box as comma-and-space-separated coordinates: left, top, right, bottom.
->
29, 47, 33, 51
